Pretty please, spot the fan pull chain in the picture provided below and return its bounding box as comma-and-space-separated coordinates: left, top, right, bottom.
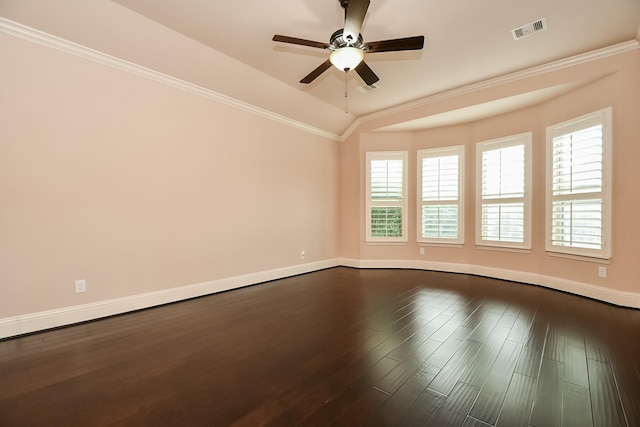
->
344, 71, 349, 114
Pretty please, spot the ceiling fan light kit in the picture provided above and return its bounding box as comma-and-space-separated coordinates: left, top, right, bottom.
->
272, 0, 424, 85
329, 47, 364, 71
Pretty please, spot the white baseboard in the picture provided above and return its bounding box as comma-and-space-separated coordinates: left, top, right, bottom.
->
2, 257, 638, 340
0, 259, 339, 340
338, 258, 640, 309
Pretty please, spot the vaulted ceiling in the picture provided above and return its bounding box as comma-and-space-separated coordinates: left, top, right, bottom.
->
2, 0, 640, 137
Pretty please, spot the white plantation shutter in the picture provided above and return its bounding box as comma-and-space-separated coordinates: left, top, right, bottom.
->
546, 108, 611, 258
481, 145, 525, 200
370, 159, 404, 202
366, 152, 408, 242
481, 145, 525, 242
418, 147, 464, 243
476, 133, 532, 249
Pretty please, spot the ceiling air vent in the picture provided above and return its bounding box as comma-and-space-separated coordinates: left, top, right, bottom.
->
356, 83, 380, 93
512, 18, 547, 40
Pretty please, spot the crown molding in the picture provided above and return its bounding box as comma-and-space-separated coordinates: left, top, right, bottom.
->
0, 17, 341, 142
341, 39, 640, 140
1, 17, 637, 144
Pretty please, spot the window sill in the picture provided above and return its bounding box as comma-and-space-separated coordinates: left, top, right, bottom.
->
366, 241, 408, 246
476, 245, 531, 254
546, 251, 610, 264
419, 242, 464, 249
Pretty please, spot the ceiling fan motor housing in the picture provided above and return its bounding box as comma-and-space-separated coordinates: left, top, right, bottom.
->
330, 29, 363, 48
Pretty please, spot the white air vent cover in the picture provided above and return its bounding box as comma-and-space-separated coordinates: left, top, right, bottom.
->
356, 83, 380, 93
512, 18, 547, 40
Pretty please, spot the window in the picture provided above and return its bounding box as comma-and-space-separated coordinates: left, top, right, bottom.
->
546, 108, 611, 259
476, 133, 532, 249
366, 151, 408, 243
417, 146, 464, 244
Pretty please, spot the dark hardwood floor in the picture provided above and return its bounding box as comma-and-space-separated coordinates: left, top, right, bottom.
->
1, 267, 639, 426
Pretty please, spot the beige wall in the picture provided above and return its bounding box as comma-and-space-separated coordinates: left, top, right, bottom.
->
1, 20, 638, 334
339, 49, 640, 298
0, 33, 339, 319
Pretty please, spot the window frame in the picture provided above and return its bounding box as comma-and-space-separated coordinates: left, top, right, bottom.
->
475, 132, 532, 250
365, 151, 408, 243
545, 107, 612, 259
417, 145, 465, 245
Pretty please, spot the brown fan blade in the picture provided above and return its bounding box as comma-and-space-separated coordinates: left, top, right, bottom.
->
364, 36, 425, 53
343, 0, 370, 45
300, 60, 333, 84
355, 61, 379, 86
273, 35, 332, 50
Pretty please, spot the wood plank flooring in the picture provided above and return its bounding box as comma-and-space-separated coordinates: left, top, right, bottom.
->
1, 267, 639, 426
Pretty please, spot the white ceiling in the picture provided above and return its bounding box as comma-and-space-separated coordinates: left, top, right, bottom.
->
2, 0, 640, 136
376, 79, 603, 132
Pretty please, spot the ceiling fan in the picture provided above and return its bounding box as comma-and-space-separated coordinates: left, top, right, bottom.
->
273, 0, 425, 86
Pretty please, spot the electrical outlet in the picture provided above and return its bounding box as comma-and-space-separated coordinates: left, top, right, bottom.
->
300, 250, 306, 260
419, 247, 425, 255
75, 279, 87, 293
598, 266, 607, 278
